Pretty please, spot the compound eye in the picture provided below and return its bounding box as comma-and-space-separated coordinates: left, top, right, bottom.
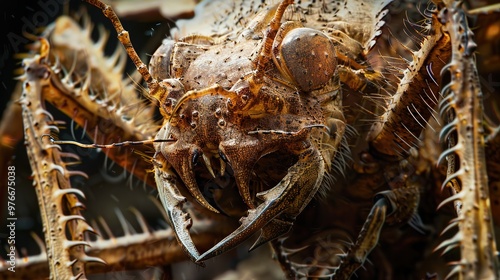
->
149, 39, 175, 81
279, 28, 337, 92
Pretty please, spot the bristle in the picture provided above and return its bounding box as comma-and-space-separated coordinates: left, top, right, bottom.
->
437, 191, 463, 210
440, 217, 461, 236
444, 265, 462, 280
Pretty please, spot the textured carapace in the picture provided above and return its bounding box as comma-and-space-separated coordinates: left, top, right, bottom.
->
4, 0, 500, 279
150, 0, 347, 262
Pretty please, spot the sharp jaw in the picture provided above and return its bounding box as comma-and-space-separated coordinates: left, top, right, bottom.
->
219, 143, 265, 209
197, 146, 325, 262
166, 145, 220, 214
154, 156, 205, 266
202, 153, 216, 178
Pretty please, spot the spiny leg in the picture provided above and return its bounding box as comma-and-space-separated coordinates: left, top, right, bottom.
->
11, 14, 171, 277
434, 1, 499, 278
253, 0, 294, 83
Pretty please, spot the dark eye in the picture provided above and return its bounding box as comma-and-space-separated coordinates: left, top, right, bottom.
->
149, 39, 175, 81
277, 28, 337, 92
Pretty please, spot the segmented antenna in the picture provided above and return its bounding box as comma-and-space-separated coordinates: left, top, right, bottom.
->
83, 0, 167, 101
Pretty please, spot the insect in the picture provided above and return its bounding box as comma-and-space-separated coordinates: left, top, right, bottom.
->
1, 0, 499, 279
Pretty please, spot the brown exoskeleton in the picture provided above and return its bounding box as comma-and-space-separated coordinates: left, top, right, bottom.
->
3, 0, 500, 279
80, 0, 427, 275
